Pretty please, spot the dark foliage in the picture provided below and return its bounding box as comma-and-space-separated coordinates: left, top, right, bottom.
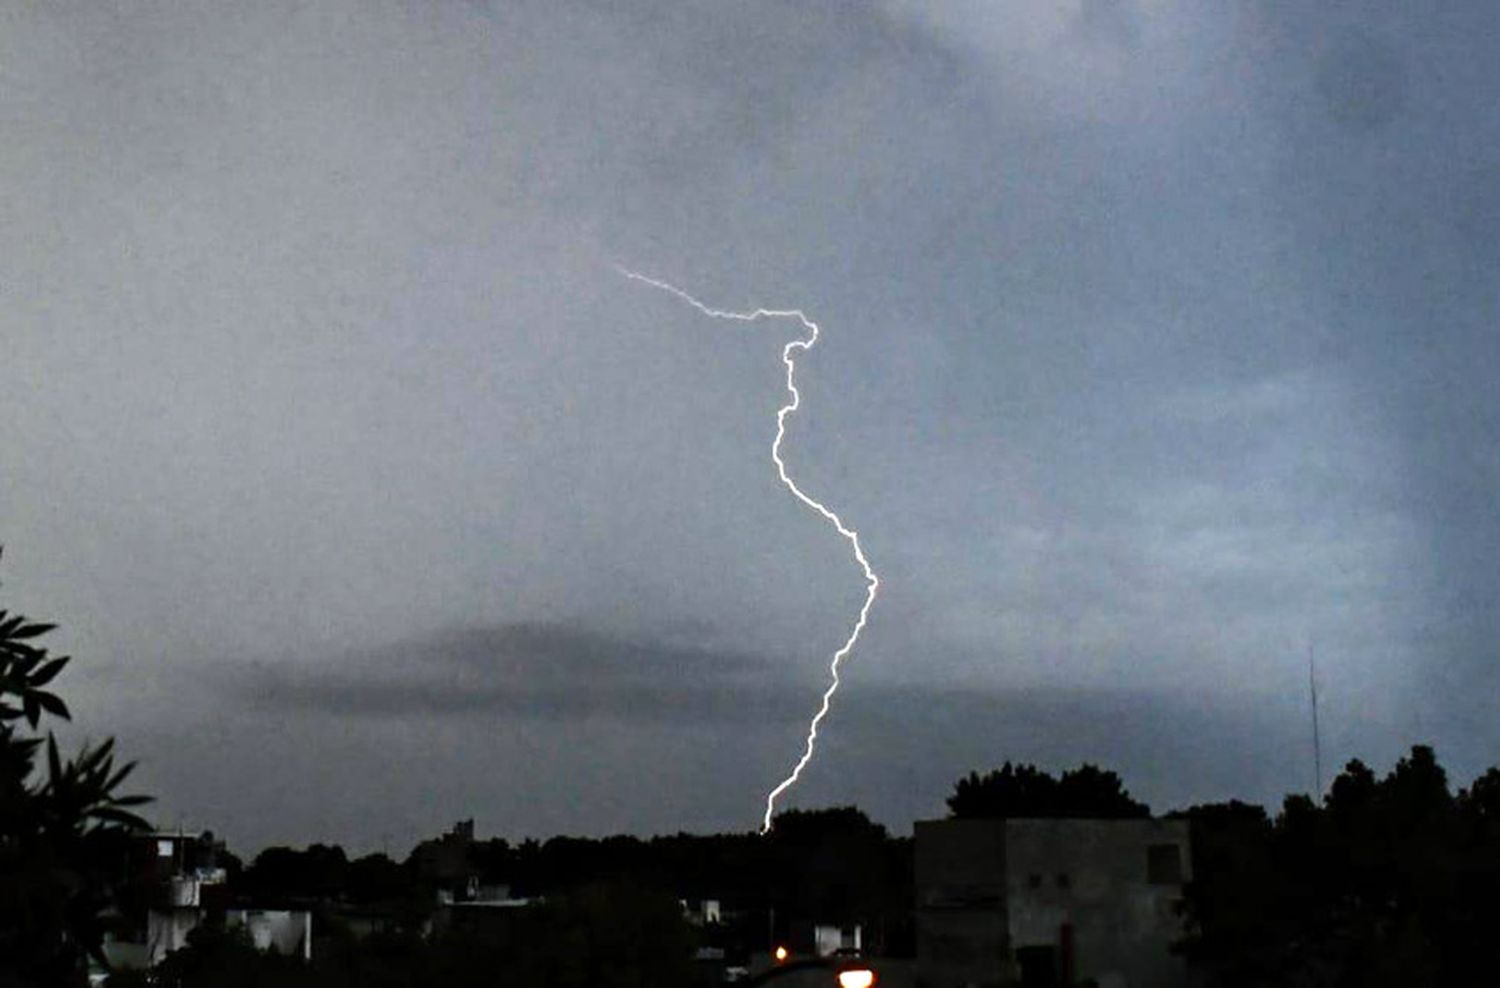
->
130, 883, 699, 988
240, 844, 352, 903
223, 804, 917, 973
947, 761, 1151, 819
0, 550, 152, 987
93, 740, 1500, 987
1177, 745, 1500, 986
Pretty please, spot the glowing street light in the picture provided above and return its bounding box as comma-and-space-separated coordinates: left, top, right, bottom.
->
837, 970, 876, 988
774, 945, 789, 963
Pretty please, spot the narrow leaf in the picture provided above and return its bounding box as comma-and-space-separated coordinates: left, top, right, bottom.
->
112, 794, 154, 807
29, 657, 69, 687
33, 690, 70, 721
105, 758, 138, 791
89, 806, 151, 829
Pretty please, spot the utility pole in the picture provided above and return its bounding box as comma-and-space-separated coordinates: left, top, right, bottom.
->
1308, 641, 1323, 797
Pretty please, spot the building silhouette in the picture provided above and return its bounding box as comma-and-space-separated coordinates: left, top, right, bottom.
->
915, 818, 1191, 988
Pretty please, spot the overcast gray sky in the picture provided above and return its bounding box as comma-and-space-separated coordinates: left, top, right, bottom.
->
4, 1, 1498, 853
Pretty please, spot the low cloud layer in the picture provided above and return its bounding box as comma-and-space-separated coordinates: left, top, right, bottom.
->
164, 620, 1314, 851
237, 622, 800, 723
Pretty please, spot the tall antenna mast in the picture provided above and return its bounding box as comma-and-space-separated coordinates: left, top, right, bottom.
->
1308, 640, 1323, 797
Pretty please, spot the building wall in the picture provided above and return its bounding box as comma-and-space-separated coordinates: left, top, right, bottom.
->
914, 818, 1191, 988
1003, 819, 1190, 988
814, 923, 863, 957
145, 908, 312, 965
915, 819, 1010, 987
226, 909, 313, 961
412, 819, 475, 885
146, 909, 201, 966
916, 909, 1012, 988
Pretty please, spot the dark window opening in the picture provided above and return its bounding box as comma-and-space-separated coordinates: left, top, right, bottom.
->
1027, 873, 1043, 890
1147, 843, 1182, 885
1016, 945, 1058, 988
1055, 873, 1070, 890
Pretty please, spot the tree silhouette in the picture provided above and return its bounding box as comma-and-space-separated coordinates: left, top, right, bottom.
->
947, 762, 1150, 819
1177, 745, 1500, 986
0, 549, 152, 987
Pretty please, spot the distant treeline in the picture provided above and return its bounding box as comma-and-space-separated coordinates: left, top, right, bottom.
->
112, 883, 704, 988
214, 747, 1500, 985
233, 805, 913, 946
115, 807, 912, 988
235, 762, 1151, 908
1175, 744, 1500, 985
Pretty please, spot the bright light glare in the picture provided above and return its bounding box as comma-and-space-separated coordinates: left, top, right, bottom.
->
774, 946, 789, 963
838, 970, 876, 988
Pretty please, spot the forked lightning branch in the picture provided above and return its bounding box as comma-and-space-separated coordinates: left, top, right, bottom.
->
617, 266, 880, 834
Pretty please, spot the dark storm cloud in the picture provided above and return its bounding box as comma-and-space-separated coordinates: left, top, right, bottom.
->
6, 0, 1500, 849
1075, 0, 1140, 47
236, 622, 802, 723
1243, 2, 1500, 732
184, 627, 1308, 849
1315, 34, 1408, 132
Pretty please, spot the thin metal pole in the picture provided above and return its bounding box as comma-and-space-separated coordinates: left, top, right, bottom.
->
1309, 641, 1323, 797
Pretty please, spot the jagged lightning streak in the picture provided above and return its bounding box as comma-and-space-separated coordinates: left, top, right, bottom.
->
617, 267, 879, 834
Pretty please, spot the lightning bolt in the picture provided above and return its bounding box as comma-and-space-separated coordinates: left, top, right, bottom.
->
617, 266, 879, 834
